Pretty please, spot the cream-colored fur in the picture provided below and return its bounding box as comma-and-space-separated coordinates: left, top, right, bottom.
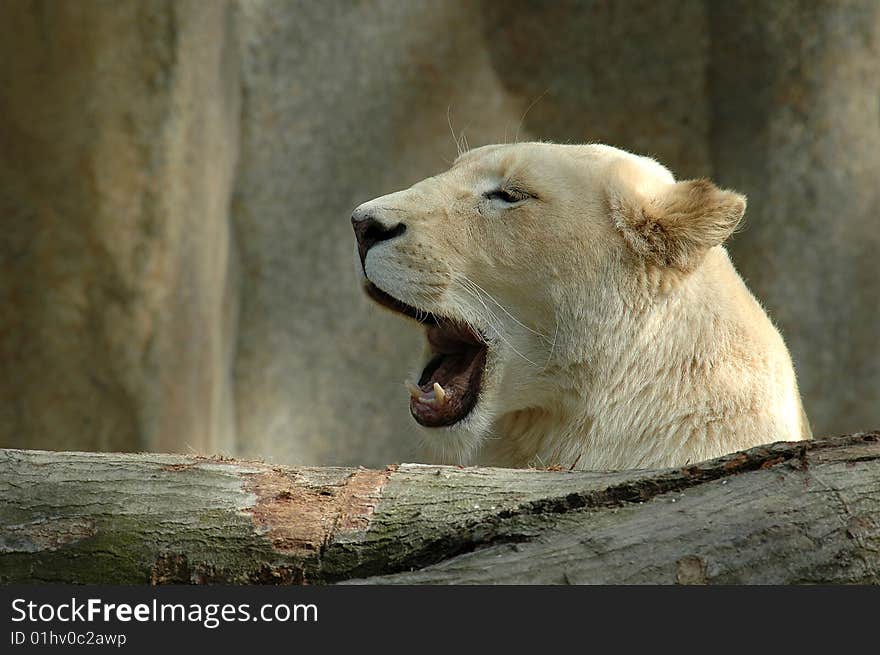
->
355, 142, 811, 470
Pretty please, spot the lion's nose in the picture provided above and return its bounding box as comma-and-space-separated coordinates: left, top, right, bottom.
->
351, 208, 407, 268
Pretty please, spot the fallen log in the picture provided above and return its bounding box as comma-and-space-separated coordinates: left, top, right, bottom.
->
1, 432, 878, 584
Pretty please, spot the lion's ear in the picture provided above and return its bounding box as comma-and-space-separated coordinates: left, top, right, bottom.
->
609, 179, 746, 271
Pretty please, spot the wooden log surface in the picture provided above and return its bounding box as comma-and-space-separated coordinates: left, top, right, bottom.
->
1, 432, 878, 584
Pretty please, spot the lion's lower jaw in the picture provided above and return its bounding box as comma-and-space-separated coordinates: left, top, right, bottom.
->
416, 404, 496, 466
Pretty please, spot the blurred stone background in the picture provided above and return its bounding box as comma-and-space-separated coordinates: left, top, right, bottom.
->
0, 0, 877, 466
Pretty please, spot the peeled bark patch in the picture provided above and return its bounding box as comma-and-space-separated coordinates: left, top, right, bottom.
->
1, 517, 95, 553
676, 555, 708, 584
150, 553, 190, 585
244, 467, 394, 556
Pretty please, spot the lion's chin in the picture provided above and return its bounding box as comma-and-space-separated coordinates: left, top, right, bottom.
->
363, 281, 488, 427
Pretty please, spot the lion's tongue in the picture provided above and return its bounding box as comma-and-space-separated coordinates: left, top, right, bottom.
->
408, 347, 486, 427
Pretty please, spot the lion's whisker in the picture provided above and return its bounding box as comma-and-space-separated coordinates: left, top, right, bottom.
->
460, 274, 550, 341
454, 278, 541, 368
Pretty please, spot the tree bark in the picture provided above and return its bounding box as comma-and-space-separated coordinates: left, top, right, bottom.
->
1, 433, 878, 584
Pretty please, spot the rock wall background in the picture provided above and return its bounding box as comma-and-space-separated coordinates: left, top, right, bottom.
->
1, 0, 877, 466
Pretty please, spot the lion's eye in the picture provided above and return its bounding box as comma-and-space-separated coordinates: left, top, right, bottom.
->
484, 188, 530, 204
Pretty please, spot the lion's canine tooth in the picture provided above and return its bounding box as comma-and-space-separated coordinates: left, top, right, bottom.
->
405, 380, 423, 400
433, 382, 447, 406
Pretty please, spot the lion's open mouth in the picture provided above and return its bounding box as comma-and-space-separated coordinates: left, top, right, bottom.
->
364, 282, 487, 427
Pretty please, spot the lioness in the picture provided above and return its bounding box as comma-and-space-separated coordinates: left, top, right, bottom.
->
351, 143, 810, 470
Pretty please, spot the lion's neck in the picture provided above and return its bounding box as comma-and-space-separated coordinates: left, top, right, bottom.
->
482, 249, 780, 470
